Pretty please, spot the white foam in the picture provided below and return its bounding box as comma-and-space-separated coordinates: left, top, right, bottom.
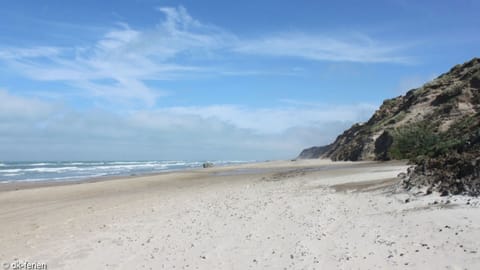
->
67, 162, 104, 165
0, 169, 22, 173
23, 166, 78, 173
22, 172, 111, 182
91, 163, 168, 170
28, 162, 53, 166
2, 173, 22, 177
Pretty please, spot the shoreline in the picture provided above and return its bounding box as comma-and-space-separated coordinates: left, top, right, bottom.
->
0, 160, 267, 192
0, 167, 203, 192
0, 159, 407, 192
0, 160, 259, 191
1, 159, 479, 269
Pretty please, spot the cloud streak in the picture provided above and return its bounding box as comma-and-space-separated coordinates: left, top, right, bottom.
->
234, 33, 412, 64
0, 6, 413, 108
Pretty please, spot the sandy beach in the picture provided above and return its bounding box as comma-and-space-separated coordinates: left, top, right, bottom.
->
1, 160, 479, 269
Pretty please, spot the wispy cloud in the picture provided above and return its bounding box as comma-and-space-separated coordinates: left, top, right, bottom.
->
0, 6, 414, 108
0, 46, 63, 59
0, 6, 234, 107
234, 32, 412, 64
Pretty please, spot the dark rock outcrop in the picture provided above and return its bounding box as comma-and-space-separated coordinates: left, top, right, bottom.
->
374, 130, 394, 161
401, 152, 480, 196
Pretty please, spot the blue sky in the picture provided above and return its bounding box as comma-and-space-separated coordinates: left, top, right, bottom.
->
0, 0, 478, 161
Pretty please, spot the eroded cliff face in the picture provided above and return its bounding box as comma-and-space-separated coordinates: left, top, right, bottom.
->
298, 57, 480, 195
299, 57, 480, 162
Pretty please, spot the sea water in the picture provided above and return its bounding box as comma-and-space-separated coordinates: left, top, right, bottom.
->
0, 160, 251, 183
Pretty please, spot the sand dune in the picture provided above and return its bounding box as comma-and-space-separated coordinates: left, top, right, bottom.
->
0, 160, 479, 269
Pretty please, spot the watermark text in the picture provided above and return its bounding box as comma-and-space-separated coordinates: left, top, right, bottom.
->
2, 260, 47, 270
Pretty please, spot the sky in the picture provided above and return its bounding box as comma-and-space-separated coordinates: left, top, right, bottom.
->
0, 0, 479, 161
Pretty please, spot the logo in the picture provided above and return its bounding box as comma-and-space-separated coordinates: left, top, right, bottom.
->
1, 261, 47, 270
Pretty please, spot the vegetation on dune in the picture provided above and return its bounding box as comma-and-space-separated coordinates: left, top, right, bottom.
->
388, 119, 472, 162
395, 114, 480, 195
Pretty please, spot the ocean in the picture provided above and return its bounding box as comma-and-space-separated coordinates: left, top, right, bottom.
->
0, 160, 252, 183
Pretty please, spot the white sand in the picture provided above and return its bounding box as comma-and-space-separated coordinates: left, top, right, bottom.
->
0, 160, 479, 269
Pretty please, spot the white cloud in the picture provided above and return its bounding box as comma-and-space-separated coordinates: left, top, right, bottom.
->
96, 27, 140, 51
0, 6, 413, 108
0, 47, 63, 59
0, 89, 53, 120
0, 90, 376, 160
234, 32, 412, 64
156, 103, 376, 134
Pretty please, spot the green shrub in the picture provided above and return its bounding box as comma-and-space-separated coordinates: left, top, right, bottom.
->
389, 119, 472, 161
389, 123, 440, 160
